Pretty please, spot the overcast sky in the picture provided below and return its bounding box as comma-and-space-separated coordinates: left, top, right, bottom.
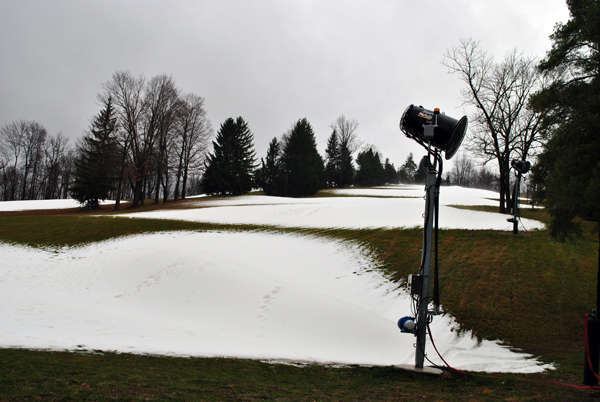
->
0, 0, 570, 168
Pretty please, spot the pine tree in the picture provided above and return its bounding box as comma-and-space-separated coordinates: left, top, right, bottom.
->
530, 0, 600, 241
256, 137, 284, 196
325, 130, 340, 187
398, 153, 418, 184
338, 136, 354, 187
414, 156, 430, 184
355, 147, 385, 187
70, 97, 120, 208
324, 129, 355, 188
201, 117, 256, 196
384, 158, 399, 184
281, 118, 325, 197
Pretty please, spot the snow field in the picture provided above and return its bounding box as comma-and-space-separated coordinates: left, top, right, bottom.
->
0, 186, 550, 372
117, 185, 544, 231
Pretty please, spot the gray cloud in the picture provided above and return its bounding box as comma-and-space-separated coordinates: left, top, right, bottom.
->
0, 0, 569, 167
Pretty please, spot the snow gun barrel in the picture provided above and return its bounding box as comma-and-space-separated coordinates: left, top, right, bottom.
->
399, 104, 468, 160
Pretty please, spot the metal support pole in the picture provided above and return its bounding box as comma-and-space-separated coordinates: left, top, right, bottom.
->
512, 173, 522, 234
415, 163, 437, 368
415, 115, 438, 368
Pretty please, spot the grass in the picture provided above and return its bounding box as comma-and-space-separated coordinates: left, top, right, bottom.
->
0, 349, 592, 401
0, 196, 599, 401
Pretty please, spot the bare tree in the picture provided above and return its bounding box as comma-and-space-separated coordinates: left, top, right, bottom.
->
330, 115, 361, 153
20, 121, 47, 200
58, 149, 74, 199
102, 72, 180, 207
173, 93, 212, 200
0, 121, 26, 200
0, 121, 73, 201
102, 71, 145, 209
150, 78, 181, 204
443, 38, 547, 213
42, 132, 69, 199
450, 153, 476, 187
134, 74, 179, 207
0, 144, 8, 200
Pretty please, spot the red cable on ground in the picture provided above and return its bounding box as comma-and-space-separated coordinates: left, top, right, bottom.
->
518, 216, 536, 237
426, 322, 600, 391
426, 322, 470, 376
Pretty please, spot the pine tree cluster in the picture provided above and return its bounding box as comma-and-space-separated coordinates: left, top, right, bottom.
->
325, 129, 354, 188
255, 118, 325, 197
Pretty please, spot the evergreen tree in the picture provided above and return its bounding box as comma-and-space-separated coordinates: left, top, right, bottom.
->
202, 117, 256, 195
338, 137, 354, 187
414, 155, 430, 184
398, 153, 418, 183
70, 97, 120, 208
324, 128, 355, 188
384, 158, 399, 184
256, 137, 284, 196
281, 118, 325, 197
325, 130, 340, 187
530, 0, 600, 241
354, 147, 385, 187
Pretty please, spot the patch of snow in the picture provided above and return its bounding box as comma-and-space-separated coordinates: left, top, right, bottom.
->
0, 199, 114, 211
0, 232, 550, 372
0, 186, 549, 372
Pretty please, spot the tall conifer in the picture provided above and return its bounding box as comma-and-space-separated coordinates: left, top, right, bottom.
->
354, 147, 385, 187
202, 117, 256, 195
325, 130, 340, 187
256, 137, 284, 196
70, 97, 120, 208
530, 0, 600, 241
281, 118, 325, 197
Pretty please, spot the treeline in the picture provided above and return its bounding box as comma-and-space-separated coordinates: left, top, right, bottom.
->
1, 66, 501, 207
0, 120, 73, 201
202, 114, 401, 198
446, 153, 497, 191
1, 71, 406, 206
1, 71, 212, 207
397, 152, 497, 190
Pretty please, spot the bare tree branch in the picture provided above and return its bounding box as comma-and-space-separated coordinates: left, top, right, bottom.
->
443, 38, 547, 213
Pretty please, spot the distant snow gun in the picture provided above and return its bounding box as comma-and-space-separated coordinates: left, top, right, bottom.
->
398, 105, 468, 370
506, 159, 531, 234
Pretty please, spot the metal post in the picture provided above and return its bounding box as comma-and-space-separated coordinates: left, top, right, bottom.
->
415, 114, 438, 369
512, 172, 522, 234
415, 162, 437, 368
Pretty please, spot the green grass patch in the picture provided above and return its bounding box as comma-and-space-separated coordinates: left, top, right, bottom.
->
0, 349, 590, 401
0, 214, 261, 249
